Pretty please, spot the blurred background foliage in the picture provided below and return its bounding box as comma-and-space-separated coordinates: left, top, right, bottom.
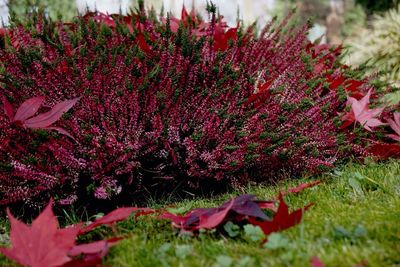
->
8, 0, 77, 21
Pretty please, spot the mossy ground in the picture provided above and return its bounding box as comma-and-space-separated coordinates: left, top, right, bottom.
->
1, 160, 399, 267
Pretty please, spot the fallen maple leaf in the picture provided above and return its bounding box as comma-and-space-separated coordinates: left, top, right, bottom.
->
342, 89, 385, 131
283, 180, 322, 195
80, 207, 156, 234
0, 200, 79, 267
195, 200, 234, 229
386, 112, 400, 142
160, 194, 271, 231
2, 96, 80, 137
250, 193, 313, 236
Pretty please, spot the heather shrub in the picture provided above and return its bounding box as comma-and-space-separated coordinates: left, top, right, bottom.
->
0, 6, 387, 208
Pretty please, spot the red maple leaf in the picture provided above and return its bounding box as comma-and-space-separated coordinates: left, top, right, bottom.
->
80, 207, 156, 234
2, 96, 80, 138
386, 112, 400, 142
282, 180, 322, 195
0, 201, 153, 267
250, 193, 313, 236
341, 89, 385, 131
0, 200, 79, 267
213, 24, 238, 52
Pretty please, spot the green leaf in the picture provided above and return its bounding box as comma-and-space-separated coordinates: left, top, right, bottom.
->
166, 206, 191, 215
223, 221, 240, 238
348, 177, 364, 196
243, 224, 265, 243
214, 255, 233, 267
263, 233, 289, 250
175, 245, 192, 259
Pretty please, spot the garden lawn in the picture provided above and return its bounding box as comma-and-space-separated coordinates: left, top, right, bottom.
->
1, 160, 399, 267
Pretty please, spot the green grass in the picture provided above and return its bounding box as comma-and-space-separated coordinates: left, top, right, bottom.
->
1, 160, 399, 267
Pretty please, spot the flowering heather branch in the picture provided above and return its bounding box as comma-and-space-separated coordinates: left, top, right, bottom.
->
0, 7, 391, 207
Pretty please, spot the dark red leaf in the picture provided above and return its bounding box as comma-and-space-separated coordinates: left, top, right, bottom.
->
160, 194, 271, 231
250, 193, 313, 236
221, 194, 268, 220
329, 75, 345, 90
14, 96, 45, 122
369, 143, 400, 159
80, 207, 155, 234
194, 199, 234, 229
137, 33, 151, 54
23, 97, 80, 129
181, 5, 189, 21
255, 201, 277, 212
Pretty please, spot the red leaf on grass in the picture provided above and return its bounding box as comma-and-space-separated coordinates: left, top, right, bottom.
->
255, 201, 277, 212
342, 90, 385, 131
250, 193, 313, 236
0, 200, 79, 267
23, 97, 80, 129
195, 199, 234, 229
283, 180, 322, 195
160, 194, 270, 231
311, 256, 325, 267
386, 112, 400, 142
80, 207, 156, 234
2, 96, 14, 121
14, 96, 45, 122
63, 237, 122, 267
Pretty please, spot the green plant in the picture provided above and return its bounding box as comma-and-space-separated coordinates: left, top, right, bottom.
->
8, 0, 76, 21
345, 5, 400, 88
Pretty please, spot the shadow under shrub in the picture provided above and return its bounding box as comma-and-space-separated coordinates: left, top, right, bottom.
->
0, 6, 378, 210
